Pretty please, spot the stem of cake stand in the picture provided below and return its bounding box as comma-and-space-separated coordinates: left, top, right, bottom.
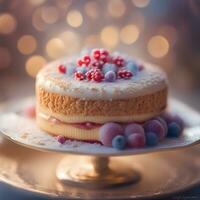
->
56, 155, 140, 188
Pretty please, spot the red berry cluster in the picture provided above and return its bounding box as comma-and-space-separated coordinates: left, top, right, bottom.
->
74, 71, 85, 80
58, 48, 136, 82
118, 70, 133, 79
86, 69, 104, 82
77, 55, 91, 66
113, 56, 125, 67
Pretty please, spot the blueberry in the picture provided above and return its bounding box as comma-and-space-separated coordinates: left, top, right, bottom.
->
167, 122, 181, 137
66, 65, 76, 76
125, 61, 138, 74
112, 135, 126, 150
105, 71, 116, 82
146, 132, 159, 146
102, 63, 117, 74
77, 66, 88, 74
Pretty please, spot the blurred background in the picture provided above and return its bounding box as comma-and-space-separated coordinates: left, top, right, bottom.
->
0, 0, 200, 109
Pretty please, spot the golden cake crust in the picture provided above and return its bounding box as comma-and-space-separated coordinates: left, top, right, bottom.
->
36, 86, 167, 117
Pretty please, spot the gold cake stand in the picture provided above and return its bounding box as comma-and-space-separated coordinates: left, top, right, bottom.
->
0, 98, 200, 199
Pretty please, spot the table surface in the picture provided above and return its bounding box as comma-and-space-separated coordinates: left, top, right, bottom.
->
1, 75, 200, 200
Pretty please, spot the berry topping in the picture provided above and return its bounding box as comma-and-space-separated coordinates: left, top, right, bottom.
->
124, 123, 145, 137
58, 64, 66, 74
126, 61, 138, 74
167, 122, 182, 137
56, 135, 66, 144
93, 69, 104, 82
23, 104, 36, 118
102, 63, 117, 74
146, 132, 159, 146
74, 71, 85, 80
127, 133, 145, 148
91, 60, 102, 68
92, 49, 101, 60
99, 122, 123, 146
86, 68, 104, 82
113, 56, 125, 67
144, 119, 165, 141
86, 69, 94, 81
154, 116, 168, 136
118, 70, 133, 79
105, 71, 116, 82
58, 48, 144, 82
77, 59, 84, 67
112, 135, 126, 150
138, 64, 144, 71
83, 55, 91, 66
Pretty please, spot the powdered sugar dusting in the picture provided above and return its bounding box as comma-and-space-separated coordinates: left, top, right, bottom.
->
0, 111, 200, 156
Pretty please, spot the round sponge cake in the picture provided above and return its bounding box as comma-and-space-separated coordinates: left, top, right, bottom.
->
36, 49, 168, 142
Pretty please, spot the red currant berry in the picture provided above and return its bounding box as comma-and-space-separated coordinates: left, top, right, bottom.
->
86, 69, 94, 80
83, 55, 91, 66
124, 71, 133, 78
74, 71, 85, 80
91, 60, 102, 68
58, 64, 66, 74
93, 69, 104, 82
101, 49, 109, 57
118, 70, 133, 79
77, 59, 84, 66
93, 49, 101, 60
113, 56, 125, 67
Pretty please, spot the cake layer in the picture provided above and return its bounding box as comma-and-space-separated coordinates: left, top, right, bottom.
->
36, 60, 167, 100
37, 115, 100, 141
38, 106, 163, 123
37, 87, 167, 119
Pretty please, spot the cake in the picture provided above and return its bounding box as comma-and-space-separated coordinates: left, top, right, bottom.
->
36, 48, 183, 149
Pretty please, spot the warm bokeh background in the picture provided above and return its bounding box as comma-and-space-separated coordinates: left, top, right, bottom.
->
0, 0, 200, 109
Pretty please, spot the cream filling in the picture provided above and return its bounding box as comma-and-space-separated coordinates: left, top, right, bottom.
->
38, 106, 162, 123
37, 115, 100, 141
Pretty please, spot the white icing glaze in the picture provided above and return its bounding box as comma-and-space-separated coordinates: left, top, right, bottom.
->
36, 60, 168, 100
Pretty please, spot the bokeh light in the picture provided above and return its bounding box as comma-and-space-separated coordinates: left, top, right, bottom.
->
84, 34, 100, 47
148, 35, 169, 58
32, 8, 47, 31
29, 0, 46, 6
17, 35, 37, 55
66, 10, 83, 28
0, 13, 17, 34
84, 1, 99, 19
59, 31, 81, 54
100, 26, 119, 48
132, 0, 151, 8
120, 25, 139, 45
108, 0, 126, 18
0, 47, 11, 69
46, 38, 65, 59
158, 25, 177, 46
41, 6, 59, 24
26, 55, 46, 77
56, 0, 72, 9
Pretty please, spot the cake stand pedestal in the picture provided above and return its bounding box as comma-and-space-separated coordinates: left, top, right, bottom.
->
56, 156, 140, 188
1, 97, 200, 199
